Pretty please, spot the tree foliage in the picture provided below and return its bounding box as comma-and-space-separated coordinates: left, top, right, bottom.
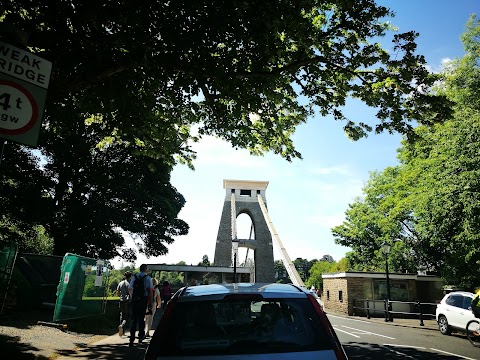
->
332, 169, 422, 274
305, 256, 349, 289
333, 16, 480, 288
1, 104, 189, 260
274, 260, 289, 283
292, 257, 319, 282
320, 254, 335, 263
274, 256, 345, 288
3, 0, 451, 155
0, 142, 54, 253
157, 261, 186, 288
0, 1, 453, 260
306, 261, 333, 289
198, 255, 211, 266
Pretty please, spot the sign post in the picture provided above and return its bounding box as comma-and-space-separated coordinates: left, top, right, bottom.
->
0, 40, 52, 147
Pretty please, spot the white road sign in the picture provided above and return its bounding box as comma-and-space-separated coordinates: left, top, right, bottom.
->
0, 80, 38, 135
0, 41, 52, 146
0, 41, 52, 89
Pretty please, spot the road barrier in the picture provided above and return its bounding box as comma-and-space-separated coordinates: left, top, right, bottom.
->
353, 298, 437, 326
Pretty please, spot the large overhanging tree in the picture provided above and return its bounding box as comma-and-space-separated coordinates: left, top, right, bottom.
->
333, 16, 480, 288
332, 168, 429, 274
1, 101, 189, 261
0, 1, 453, 260
399, 16, 480, 287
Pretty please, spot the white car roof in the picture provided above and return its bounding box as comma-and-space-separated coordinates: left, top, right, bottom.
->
445, 291, 474, 297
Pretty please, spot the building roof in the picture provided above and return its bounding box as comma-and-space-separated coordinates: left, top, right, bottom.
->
223, 179, 269, 190
147, 264, 252, 274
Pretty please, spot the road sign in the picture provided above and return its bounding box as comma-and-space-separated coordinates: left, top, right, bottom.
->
0, 80, 38, 135
0, 40, 52, 147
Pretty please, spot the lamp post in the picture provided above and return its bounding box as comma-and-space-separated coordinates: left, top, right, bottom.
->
381, 242, 392, 322
232, 238, 239, 283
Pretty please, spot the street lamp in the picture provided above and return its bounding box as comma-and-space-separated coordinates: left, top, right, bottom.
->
232, 238, 239, 283
381, 242, 392, 322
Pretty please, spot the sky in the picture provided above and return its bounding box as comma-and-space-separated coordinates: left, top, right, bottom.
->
112, 1, 480, 269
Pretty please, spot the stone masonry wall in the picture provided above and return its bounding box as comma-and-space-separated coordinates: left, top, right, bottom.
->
323, 276, 374, 315
347, 277, 373, 316
213, 201, 234, 267
213, 198, 274, 283
323, 274, 443, 317
323, 278, 348, 314
406, 279, 417, 301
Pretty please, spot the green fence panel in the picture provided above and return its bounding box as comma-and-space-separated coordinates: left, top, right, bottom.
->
53, 253, 110, 322
0, 241, 18, 315
0, 242, 17, 279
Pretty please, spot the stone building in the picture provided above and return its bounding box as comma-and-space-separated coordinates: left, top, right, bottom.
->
322, 272, 444, 316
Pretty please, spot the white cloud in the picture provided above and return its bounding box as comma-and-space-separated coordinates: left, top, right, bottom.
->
441, 57, 453, 66
303, 177, 364, 204
190, 136, 269, 169
306, 213, 345, 228
309, 164, 352, 176
425, 57, 454, 74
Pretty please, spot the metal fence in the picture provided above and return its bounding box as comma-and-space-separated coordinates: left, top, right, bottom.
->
353, 298, 437, 326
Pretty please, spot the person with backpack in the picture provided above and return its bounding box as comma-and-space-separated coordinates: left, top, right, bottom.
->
128, 264, 153, 347
116, 271, 132, 337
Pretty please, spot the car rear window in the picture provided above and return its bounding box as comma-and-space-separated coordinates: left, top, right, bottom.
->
462, 295, 473, 310
154, 297, 334, 356
446, 294, 464, 308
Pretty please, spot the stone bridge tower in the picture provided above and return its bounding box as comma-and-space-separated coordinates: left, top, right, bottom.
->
213, 179, 275, 283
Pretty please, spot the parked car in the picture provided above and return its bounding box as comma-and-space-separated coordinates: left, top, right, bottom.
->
312, 292, 325, 312
145, 283, 347, 359
436, 291, 476, 335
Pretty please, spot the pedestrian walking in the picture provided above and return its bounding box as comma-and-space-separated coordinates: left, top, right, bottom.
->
145, 278, 161, 337
116, 271, 132, 337
128, 264, 153, 347
160, 280, 172, 313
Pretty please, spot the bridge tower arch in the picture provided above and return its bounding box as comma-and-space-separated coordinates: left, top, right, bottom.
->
213, 179, 275, 283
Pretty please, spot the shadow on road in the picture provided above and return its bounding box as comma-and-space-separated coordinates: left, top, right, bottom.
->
1, 334, 49, 360
344, 342, 463, 359
0, 309, 53, 330
55, 342, 148, 360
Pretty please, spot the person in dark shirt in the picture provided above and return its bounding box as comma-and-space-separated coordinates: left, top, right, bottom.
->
128, 264, 153, 347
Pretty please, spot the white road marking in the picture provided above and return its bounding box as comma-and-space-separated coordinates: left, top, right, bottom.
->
331, 314, 475, 359
332, 326, 361, 338
383, 344, 426, 350
384, 345, 420, 359
385, 345, 477, 360
341, 325, 396, 339
328, 314, 371, 324
430, 348, 476, 360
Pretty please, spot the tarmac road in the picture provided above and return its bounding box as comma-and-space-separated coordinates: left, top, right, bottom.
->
54, 312, 451, 360
4, 308, 474, 360
329, 313, 479, 359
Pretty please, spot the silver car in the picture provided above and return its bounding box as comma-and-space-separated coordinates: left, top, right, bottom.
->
145, 283, 347, 359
